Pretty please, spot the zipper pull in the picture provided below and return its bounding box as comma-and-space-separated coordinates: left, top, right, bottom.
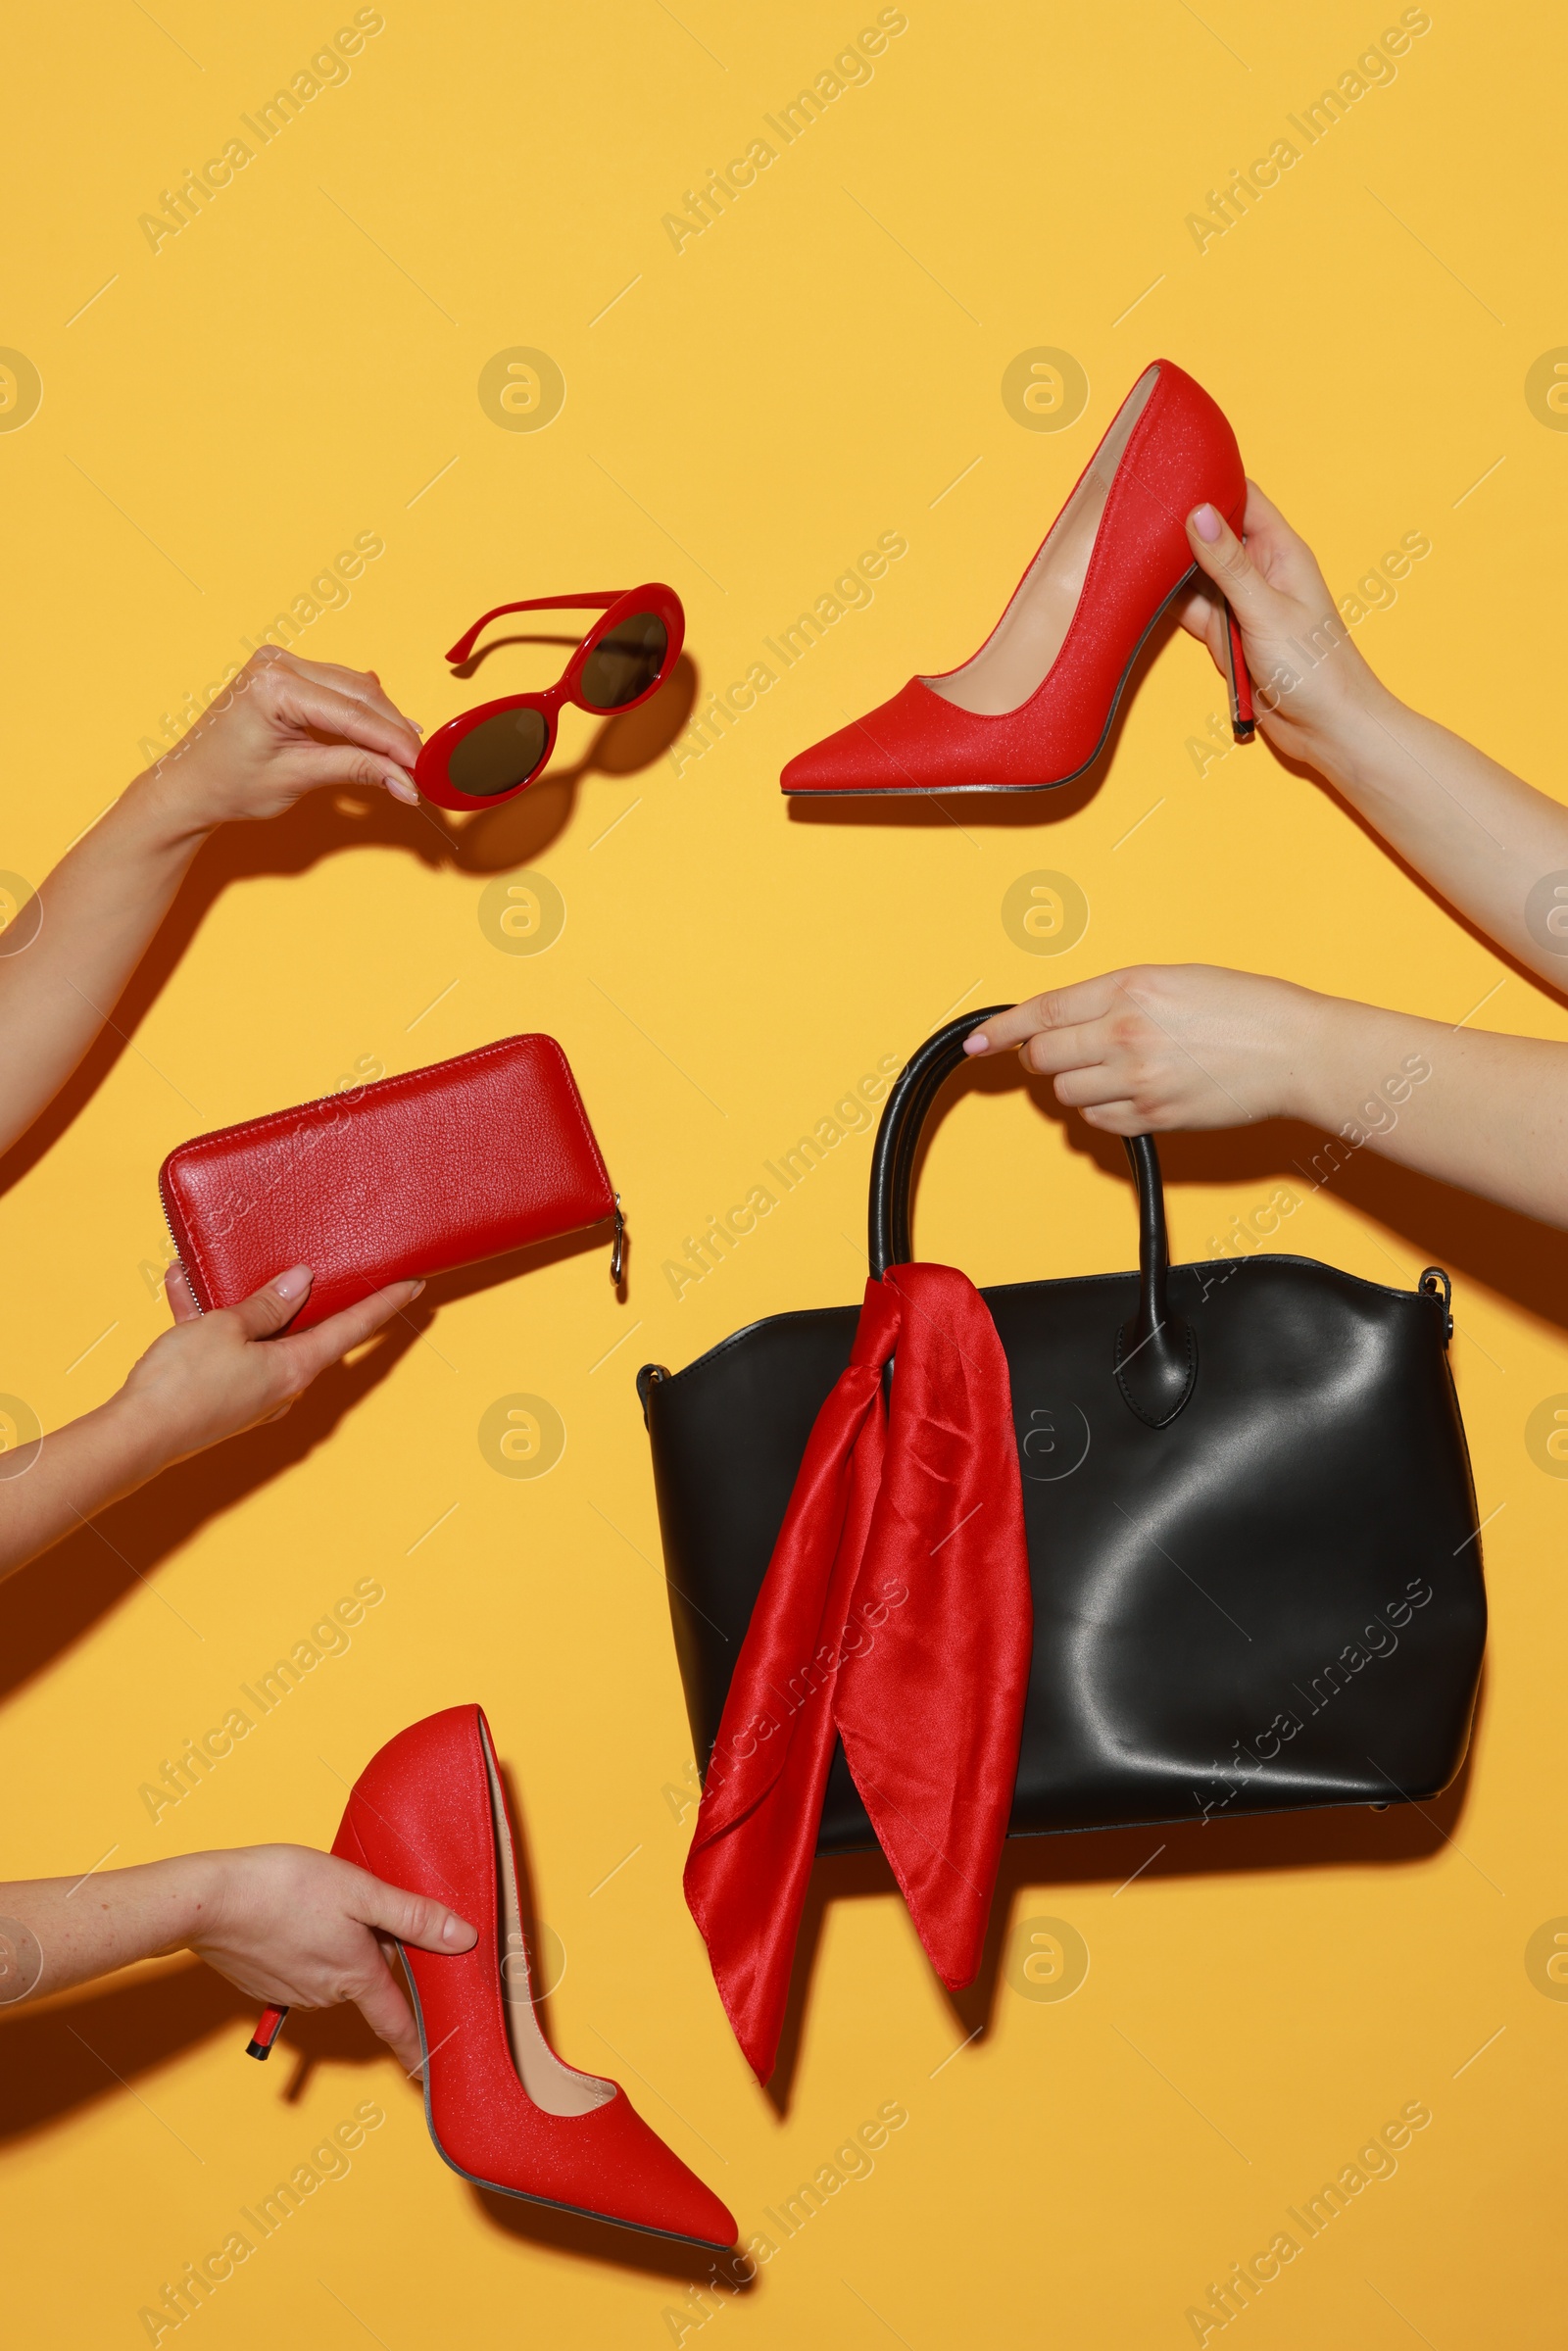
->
611, 1194, 625, 1285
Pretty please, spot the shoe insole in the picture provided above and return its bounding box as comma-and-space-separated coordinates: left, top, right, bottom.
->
480, 1717, 614, 2118
926, 364, 1160, 717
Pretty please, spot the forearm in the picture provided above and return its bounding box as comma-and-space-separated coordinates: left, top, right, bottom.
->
0, 1396, 171, 1585
1290, 989, 1568, 1227
2, 1854, 221, 2001
0, 768, 212, 1154
1308, 686, 1568, 992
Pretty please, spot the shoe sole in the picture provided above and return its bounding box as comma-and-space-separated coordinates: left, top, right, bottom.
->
397, 1944, 736, 2255
780, 563, 1206, 797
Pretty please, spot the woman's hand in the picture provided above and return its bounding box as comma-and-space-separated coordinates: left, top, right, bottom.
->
143, 646, 423, 833
2, 1849, 477, 2076
186, 1846, 476, 2076
964, 965, 1326, 1135
0, 1266, 423, 1587
1178, 482, 1392, 779
118, 1263, 422, 1466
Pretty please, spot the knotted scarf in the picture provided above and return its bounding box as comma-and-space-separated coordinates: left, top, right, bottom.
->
684, 1261, 1033, 2082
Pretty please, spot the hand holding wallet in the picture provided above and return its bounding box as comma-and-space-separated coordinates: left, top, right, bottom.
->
160, 1034, 619, 1332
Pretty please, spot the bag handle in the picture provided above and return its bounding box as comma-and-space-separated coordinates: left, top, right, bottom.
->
867, 1008, 1197, 1427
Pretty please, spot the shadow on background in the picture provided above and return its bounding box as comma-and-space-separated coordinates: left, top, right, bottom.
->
0, 652, 695, 1201
765, 1694, 1484, 2119
471, 1754, 752, 2284
763, 1037, 1527, 2113
0, 1741, 745, 2293
0, 1224, 612, 1706
0, 1959, 253, 2142
473, 2184, 750, 2289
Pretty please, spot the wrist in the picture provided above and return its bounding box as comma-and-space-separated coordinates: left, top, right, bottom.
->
179, 1848, 238, 1943
144, 1851, 230, 1957
125, 747, 227, 851
1281, 662, 1402, 796
86, 1387, 179, 1493
1272, 984, 1356, 1129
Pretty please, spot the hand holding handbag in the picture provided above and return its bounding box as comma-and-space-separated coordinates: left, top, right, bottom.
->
161, 1033, 620, 1331
638, 1009, 1486, 2080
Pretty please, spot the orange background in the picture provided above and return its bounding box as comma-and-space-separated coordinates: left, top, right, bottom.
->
1, 2, 1563, 2343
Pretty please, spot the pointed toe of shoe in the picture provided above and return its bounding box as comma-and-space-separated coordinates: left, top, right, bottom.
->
605, 2093, 737, 2248
780, 690, 927, 795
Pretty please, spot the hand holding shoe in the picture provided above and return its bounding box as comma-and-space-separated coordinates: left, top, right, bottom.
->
1178, 483, 1392, 779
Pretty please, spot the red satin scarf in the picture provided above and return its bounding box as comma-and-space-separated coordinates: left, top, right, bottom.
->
684, 1261, 1033, 2082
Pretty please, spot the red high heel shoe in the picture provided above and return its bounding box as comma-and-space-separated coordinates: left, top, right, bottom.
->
263, 1705, 736, 2250
780, 358, 1253, 796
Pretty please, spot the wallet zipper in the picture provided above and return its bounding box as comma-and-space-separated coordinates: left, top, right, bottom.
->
157, 1175, 206, 1314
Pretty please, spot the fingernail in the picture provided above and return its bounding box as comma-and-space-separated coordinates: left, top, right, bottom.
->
1192, 503, 1223, 544
963, 1033, 989, 1054
441, 1911, 470, 1946
386, 769, 419, 805
410, 1280, 426, 1298
274, 1265, 313, 1299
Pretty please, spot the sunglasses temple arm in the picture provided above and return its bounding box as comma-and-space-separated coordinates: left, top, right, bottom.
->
444, 596, 622, 666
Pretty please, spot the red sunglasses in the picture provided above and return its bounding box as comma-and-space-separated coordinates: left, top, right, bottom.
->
415, 584, 685, 809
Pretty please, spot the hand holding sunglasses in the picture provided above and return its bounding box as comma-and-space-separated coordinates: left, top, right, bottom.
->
415, 586, 684, 808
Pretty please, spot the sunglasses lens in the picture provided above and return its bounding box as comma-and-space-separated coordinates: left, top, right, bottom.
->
580, 612, 669, 710
447, 707, 549, 798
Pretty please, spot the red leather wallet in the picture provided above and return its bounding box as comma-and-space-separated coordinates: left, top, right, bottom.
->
159, 1034, 619, 1332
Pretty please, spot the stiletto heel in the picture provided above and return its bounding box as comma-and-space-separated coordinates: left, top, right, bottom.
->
245, 2004, 289, 2060
320, 1704, 735, 2249
1222, 593, 1255, 742
781, 358, 1249, 796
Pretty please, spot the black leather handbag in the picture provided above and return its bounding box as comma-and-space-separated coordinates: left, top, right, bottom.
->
637, 1010, 1486, 1852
